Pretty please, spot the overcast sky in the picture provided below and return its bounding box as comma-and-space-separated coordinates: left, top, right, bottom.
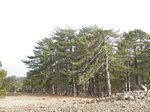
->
0, 0, 150, 77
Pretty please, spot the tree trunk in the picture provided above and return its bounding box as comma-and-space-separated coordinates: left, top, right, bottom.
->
88, 78, 94, 96
104, 53, 111, 96
125, 58, 131, 92
66, 76, 69, 95
56, 65, 61, 95
72, 76, 77, 96
65, 63, 69, 96
52, 84, 55, 94
134, 47, 140, 85
95, 73, 100, 96
126, 69, 131, 91
90, 77, 96, 96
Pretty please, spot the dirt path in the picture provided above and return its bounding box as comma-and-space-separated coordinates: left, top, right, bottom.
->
0, 94, 150, 112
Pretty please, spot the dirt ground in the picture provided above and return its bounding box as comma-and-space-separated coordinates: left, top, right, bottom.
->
0, 93, 150, 112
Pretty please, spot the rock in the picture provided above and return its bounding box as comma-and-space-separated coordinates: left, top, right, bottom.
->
74, 104, 78, 108
69, 109, 76, 112
146, 97, 150, 101
77, 109, 83, 112
120, 105, 126, 108
140, 84, 147, 92
126, 95, 134, 100
146, 90, 150, 96
116, 92, 129, 100
95, 99, 101, 103
123, 92, 129, 100
1, 94, 150, 112
42, 97, 45, 100
114, 90, 148, 101
48, 110, 56, 112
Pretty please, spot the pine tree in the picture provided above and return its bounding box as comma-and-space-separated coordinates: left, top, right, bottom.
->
115, 29, 150, 91
73, 26, 117, 96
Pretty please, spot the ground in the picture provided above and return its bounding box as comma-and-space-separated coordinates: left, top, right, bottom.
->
0, 93, 150, 112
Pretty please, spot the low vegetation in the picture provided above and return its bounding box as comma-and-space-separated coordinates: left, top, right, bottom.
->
0, 61, 7, 96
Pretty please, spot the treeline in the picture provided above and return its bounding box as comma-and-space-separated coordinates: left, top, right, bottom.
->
4, 76, 25, 93
23, 26, 150, 97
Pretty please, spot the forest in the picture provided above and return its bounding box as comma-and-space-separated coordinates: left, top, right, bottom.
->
1, 26, 150, 97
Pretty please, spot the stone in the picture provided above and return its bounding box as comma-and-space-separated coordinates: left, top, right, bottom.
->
140, 84, 147, 92
77, 109, 83, 112
116, 92, 129, 100
127, 95, 134, 100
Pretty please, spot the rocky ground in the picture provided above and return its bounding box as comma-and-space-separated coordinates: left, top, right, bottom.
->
0, 92, 150, 112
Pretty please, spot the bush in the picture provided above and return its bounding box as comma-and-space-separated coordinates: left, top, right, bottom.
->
0, 87, 7, 96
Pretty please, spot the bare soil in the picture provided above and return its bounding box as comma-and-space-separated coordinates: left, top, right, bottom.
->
0, 93, 150, 112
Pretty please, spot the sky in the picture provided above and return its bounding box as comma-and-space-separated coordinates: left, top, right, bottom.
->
0, 0, 150, 77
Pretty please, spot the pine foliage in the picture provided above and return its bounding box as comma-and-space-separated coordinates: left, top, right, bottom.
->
23, 26, 150, 96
